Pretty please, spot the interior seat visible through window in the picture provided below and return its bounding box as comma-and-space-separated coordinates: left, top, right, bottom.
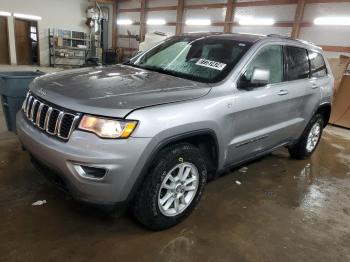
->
284, 46, 310, 81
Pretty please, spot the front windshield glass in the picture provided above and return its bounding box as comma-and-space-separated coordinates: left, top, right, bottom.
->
126, 35, 253, 83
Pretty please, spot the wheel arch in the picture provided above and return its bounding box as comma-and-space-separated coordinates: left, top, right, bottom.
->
127, 129, 220, 203
315, 103, 331, 127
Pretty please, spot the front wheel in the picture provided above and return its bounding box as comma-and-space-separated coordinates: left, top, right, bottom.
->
289, 114, 324, 160
132, 143, 207, 230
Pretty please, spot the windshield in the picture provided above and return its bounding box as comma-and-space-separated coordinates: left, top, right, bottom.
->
126, 35, 253, 83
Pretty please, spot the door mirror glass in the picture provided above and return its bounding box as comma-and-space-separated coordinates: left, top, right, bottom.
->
251, 68, 270, 85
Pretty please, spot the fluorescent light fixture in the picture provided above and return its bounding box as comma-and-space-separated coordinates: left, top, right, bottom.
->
239, 17, 275, 26
117, 19, 133, 25
0, 11, 11, 17
185, 19, 211, 26
146, 19, 166, 25
314, 16, 350, 26
13, 13, 42, 20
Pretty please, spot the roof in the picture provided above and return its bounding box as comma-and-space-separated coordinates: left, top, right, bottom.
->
181, 32, 265, 43
180, 32, 320, 49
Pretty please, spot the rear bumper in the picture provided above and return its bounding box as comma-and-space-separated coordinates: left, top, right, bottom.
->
16, 111, 152, 205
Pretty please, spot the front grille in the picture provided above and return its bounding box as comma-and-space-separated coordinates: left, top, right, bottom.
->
22, 93, 79, 140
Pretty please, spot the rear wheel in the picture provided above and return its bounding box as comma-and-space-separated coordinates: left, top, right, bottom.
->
289, 114, 324, 159
133, 143, 207, 230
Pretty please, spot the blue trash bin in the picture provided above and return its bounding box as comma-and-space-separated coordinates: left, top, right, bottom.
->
0, 71, 45, 132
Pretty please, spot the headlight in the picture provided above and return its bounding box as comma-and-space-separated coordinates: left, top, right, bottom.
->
79, 115, 138, 139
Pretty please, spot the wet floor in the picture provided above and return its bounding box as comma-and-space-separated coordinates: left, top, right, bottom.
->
0, 126, 350, 262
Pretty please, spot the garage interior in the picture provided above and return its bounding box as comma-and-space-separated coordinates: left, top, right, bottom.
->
0, 0, 350, 261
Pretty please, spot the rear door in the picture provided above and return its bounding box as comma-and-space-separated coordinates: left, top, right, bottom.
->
304, 50, 330, 120
274, 45, 313, 141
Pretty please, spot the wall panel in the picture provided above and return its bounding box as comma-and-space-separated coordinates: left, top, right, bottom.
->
232, 26, 292, 36
234, 5, 297, 22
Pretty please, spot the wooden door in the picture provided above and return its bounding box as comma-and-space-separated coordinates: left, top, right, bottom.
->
15, 19, 32, 65
0, 17, 9, 64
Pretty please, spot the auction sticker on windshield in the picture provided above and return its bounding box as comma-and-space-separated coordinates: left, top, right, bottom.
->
196, 59, 227, 71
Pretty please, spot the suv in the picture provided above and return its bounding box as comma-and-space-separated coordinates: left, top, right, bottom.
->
17, 33, 333, 230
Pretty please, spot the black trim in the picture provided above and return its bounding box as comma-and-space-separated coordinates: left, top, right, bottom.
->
125, 129, 219, 203
222, 140, 291, 173
316, 103, 332, 126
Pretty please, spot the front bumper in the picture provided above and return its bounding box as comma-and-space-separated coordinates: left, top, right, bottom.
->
16, 111, 152, 205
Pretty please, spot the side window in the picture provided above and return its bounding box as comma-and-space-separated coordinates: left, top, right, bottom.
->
309, 51, 327, 78
238, 45, 283, 88
285, 46, 310, 81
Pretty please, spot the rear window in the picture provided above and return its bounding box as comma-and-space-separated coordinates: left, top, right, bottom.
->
309, 51, 327, 78
284, 46, 310, 81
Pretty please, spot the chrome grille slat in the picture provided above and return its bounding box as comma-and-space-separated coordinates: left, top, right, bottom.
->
22, 93, 79, 140
44, 107, 53, 131
36, 103, 44, 126
22, 93, 29, 111
30, 99, 38, 121
55, 111, 64, 134
26, 97, 34, 118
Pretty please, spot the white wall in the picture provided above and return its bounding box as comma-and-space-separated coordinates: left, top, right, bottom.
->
3, 0, 349, 62
1, 0, 89, 66
92, 0, 350, 60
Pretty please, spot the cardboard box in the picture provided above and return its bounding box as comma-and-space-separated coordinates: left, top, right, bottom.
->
56, 37, 63, 47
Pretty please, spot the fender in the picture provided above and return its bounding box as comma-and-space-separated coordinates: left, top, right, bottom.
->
125, 129, 219, 203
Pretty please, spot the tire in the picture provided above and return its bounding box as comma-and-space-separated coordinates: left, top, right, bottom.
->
132, 143, 207, 230
288, 113, 324, 160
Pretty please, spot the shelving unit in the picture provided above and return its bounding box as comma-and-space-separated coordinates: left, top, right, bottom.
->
49, 28, 90, 68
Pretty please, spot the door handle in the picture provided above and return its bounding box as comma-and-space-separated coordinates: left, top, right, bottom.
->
278, 90, 289, 96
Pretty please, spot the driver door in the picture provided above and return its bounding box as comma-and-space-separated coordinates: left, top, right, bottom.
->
226, 44, 294, 165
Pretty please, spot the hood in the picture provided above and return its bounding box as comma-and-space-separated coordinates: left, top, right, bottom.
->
30, 65, 211, 118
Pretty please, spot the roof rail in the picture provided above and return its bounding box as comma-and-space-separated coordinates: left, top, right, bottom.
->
296, 38, 316, 46
267, 34, 317, 46
266, 34, 293, 40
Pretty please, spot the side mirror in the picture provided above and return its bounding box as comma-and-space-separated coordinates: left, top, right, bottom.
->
251, 68, 270, 85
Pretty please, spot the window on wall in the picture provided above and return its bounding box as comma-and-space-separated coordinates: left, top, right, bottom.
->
309, 51, 327, 78
239, 45, 283, 87
284, 46, 310, 81
30, 26, 37, 41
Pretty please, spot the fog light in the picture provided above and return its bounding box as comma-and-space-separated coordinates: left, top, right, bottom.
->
74, 165, 107, 180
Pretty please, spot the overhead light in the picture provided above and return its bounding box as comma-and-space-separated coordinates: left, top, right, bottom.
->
239, 17, 275, 26
147, 19, 166, 25
314, 16, 350, 26
117, 19, 133, 25
13, 13, 42, 20
185, 19, 211, 26
0, 11, 11, 17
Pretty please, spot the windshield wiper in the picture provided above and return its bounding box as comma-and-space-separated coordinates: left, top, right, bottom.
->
140, 65, 179, 77
124, 63, 183, 79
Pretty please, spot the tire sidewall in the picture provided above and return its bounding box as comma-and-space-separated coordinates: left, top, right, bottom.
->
151, 145, 207, 219
300, 114, 324, 157
134, 143, 207, 230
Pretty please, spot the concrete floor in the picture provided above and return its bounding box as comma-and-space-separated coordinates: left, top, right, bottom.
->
0, 126, 350, 262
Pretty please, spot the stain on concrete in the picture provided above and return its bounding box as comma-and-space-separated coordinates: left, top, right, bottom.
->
0, 126, 350, 262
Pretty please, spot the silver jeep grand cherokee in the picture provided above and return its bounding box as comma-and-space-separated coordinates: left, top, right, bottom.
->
17, 33, 333, 230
